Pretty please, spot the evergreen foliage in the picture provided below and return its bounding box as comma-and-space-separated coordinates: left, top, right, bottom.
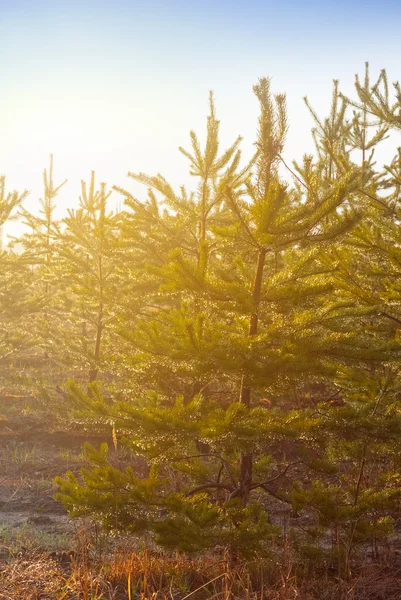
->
0, 177, 45, 382
3, 64, 401, 570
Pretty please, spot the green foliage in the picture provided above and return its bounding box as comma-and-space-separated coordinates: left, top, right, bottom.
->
3, 65, 401, 568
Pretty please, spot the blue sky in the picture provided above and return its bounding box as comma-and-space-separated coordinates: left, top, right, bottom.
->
0, 0, 400, 234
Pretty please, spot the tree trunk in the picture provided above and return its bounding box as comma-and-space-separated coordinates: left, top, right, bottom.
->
238, 247, 266, 505
88, 254, 104, 385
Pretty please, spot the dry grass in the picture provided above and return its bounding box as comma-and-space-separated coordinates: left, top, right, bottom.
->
0, 554, 71, 600
1, 546, 401, 600
1, 396, 401, 599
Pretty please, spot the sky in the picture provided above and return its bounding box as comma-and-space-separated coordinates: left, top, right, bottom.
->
1, 0, 401, 237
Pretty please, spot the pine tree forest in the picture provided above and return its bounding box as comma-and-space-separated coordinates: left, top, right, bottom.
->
3, 65, 401, 598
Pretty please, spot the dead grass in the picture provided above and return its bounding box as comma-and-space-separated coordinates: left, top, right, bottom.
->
0, 554, 70, 600
1, 395, 401, 599
1, 547, 401, 600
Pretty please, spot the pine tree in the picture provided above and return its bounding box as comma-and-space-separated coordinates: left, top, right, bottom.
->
55, 76, 376, 561
0, 177, 46, 388
14, 163, 120, 397
110, 91, 246, 400
19, 155, 67, 296
283, 66, 401, 574
15, 156, 67, 365
48, 172, 118, 386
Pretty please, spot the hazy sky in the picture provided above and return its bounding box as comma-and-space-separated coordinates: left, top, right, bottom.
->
1, 0, 401, 236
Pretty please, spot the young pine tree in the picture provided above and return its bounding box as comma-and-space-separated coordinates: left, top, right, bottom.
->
0, 177, 47, 388
50, 173, 119, 386
55, 76, 376, 561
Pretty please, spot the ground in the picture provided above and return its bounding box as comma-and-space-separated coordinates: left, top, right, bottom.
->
0, 393, 122, 599
1, 393, 401, 599
0, 393, 218, 600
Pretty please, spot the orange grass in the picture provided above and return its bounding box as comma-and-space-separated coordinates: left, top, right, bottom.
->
1, 544, 401, 599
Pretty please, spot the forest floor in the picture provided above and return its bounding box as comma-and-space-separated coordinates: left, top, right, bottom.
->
1, 393, 401, 599
0, 393, 249, 600
0, 393, 103, 554
0, 392, 131, 599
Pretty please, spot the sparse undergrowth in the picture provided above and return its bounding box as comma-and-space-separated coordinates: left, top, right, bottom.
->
2, 547, 401, 600
1, 394, 401, 599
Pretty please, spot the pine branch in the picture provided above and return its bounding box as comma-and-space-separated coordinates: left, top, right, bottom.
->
250, 461, 302, 490
174, 453, 237, 488
225, 187, 261, 248
186, 483, 234, 496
